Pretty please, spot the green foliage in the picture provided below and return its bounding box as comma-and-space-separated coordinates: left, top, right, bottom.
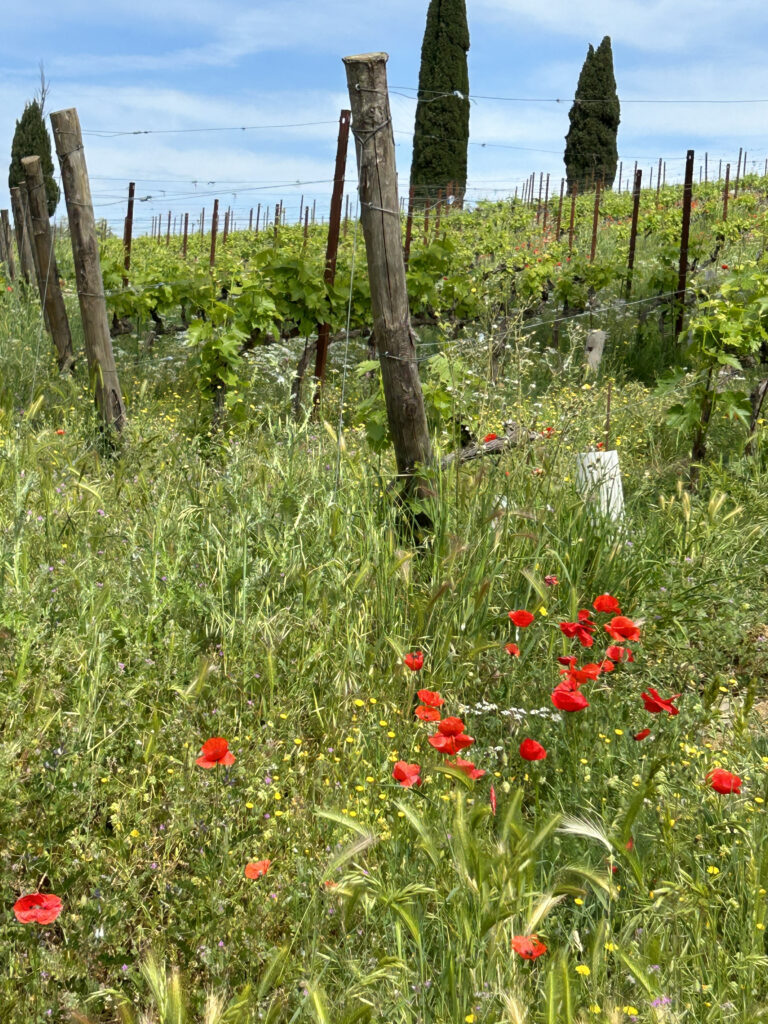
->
410, 0, 470, 203
564, 37, 620, 194
659, 257, 768, 463
9, 99, 59, 216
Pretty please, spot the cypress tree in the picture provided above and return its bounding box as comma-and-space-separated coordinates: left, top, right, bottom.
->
410, 0, 470, 206
9, 100, 59, 217
564, 36, 620, 194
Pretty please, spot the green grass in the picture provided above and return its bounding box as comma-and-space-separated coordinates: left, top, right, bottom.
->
2, 206, 768, 1024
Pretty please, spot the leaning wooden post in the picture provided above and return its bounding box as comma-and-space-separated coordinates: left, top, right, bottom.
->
674, 150, 695, 341
314, 108, 351, 402
0, 211, 16, 281
541, 173, 550, 233
10, 187, 36, 285
568, 185, 577, 253
50, 107, 126, 431
182, 212, 189, 257
122, 182, 135, 287
21, 155, 75, 372
722, 163, 730, 221
342, 52, 432, 480
625, 168, 642, 298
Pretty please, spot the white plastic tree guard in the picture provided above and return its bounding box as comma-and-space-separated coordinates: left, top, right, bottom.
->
575, 449, 625, 521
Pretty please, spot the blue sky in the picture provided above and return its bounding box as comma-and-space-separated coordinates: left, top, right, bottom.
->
2, 0, 767, 234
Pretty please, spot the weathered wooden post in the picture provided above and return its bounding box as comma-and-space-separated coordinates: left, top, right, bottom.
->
50, 107, 126, 431
625, 168, 642, 298
723, 164, 730, 221
0, 213, 9, 273
674, 150, 695, 341
0, 211, 16, 281
209, 199, 219, 267
314, 109, 351, 401
656, 157, 662, 197
222, 209, 229, 246
21, 155, 75, 372
10, 187, 36, 285
568, 185, 577, 253
342, 51, 432, 480
182, 212, 189, 257
122, 182, 135, 287
541, 173, 550, 232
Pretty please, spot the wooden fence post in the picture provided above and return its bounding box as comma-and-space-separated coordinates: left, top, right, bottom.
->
0, 212, 9, 273
10, 187, 36, 285
249, 208, 253, 230
625, 168, 642, 298
21, 155, 75, 372
342, 51, 433, 479
182, 213, 189, 257
122, 182, 135, 287
0, 210, 16, 281
314, 108, 351, 401
674, 150, 695, 341
222, 209, 229, 246
50, 107, 126, 431
656, 157, 662, 197
209, 199, 219, 267
617, 161, 622, 193
723, 163, 730, 221
541, 173, 550, 233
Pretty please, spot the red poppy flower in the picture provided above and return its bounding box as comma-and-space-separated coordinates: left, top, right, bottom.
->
509, 609, 535, 627
544, 574, 559, 586
541, 427, 555, 437
428, 732, 475, 754
625, 838, 634, 850
593, 593, 621, 614
483, 433, 498, 443
446, 756, 486, 779
490, 784, 497, 815
416, 688, 443, 707
559, 620, 596, 647
633, 728, 651, 741
505, 642, 520, 657
551, 686, 589, 712
605, 645, 634, 663
244, 859, 271, 879
392, 761, 422, 787
55, 429, 65, 436
436, 717, 465, 736
559, 662, 603, 687
404, 651, 424, 671
196, 737, 236, 768
605, 616, 641, 643
577, 609, 593, 622
415, 705, 441, 722
600, 659, 615, 673
708, 768, 742, 794
640, 688, 680, 715
557, 655, 577, 668
511, 934, 547, 959
721, 263, 728, 270
13, 893, 63, 925
519, 738, 547, 761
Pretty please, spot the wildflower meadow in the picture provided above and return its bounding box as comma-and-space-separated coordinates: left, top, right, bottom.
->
1, 182, 768, 1024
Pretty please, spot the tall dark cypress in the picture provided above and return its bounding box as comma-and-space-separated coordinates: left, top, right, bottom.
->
9, 100, 59, 217
564, 36, 620, 194
410, 0, 470, 206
